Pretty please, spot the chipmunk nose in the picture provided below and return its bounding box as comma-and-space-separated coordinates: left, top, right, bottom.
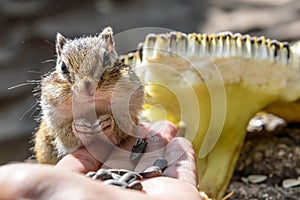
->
83, 81, 95, 96
84, 81, 92, 90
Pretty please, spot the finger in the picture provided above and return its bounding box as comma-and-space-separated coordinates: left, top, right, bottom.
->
142, 177, 203, 200
56, 132, 116, 173
131, 122, 151, 137
0, 164, 67, 199
164, 137, 198, 187
101, 136, 137, 170
0, 164, 152, 200
135, 121, 178, 172
55, 147, 101, 173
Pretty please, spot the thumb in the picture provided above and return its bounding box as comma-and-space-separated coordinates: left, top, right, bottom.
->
164, 137, 198, 187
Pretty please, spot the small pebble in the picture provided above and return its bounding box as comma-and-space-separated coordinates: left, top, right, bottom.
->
248, 175, 268, 184
282, 179, 300, 189
241, 177, 249, 184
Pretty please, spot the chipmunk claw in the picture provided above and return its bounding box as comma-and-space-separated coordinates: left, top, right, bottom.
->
94, 114, 115, 134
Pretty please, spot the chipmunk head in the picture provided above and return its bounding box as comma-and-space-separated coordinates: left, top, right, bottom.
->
55, 27, 119, 99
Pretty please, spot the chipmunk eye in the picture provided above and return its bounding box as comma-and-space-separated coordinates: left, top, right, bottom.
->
61, 62, 69, 74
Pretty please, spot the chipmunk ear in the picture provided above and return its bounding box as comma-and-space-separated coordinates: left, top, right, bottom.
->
56, 33, 67, 57
100, 27, 115, 53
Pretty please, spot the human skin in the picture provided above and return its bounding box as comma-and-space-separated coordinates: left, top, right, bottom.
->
0, 121, 203, 200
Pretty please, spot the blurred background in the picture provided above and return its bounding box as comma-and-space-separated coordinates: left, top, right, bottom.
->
0, 0, 299, 168
1, 0, 300, 198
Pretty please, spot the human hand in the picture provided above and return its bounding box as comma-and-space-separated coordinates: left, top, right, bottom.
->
0, 121, 206, 200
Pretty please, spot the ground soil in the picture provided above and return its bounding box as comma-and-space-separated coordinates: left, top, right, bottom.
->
227, 124, 300, 200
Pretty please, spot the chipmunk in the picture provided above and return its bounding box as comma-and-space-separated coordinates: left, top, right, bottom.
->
34, 27, 144, 164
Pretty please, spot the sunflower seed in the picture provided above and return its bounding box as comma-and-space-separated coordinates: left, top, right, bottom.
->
111, 173, 121, 180
140, 166, 162, 178
119, 172, 138, 184
108, 169, 143, 179
93, 169, 112, 180
128, 180, 143, 190
85, 171, 96, 177
152, 158, 168, 171
103, 179, 128, 188
131, 138, 148, 162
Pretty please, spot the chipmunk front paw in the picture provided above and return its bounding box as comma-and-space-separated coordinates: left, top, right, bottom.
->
72, 114, 115, 136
